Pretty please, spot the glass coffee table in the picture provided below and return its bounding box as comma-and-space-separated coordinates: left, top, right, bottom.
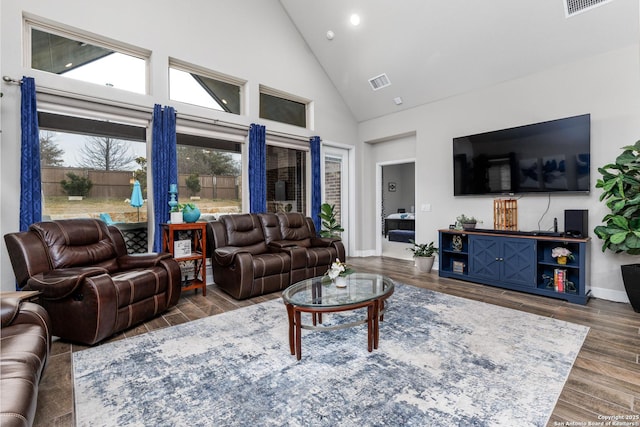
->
282, 273, 394, 360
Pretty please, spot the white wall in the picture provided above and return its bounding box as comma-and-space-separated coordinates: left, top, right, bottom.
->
0, 0, 359, 291
354, 133, 416, 253
358, 45, 640, 302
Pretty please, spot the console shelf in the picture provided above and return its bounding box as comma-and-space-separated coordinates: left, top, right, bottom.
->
162, 222, 207, 296
439, 229, 590, 304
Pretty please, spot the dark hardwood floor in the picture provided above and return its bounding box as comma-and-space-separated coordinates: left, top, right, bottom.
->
34, 257, 639, 426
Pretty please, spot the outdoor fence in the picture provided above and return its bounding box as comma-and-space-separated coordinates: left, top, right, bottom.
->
42, 167, 240, 200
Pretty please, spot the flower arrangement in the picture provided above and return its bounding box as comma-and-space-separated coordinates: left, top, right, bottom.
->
325, 259, 354, 281
551, 247, 574, 260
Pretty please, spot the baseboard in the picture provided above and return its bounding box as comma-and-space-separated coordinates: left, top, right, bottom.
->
352, 249, 377, 257
589, 286, 630, 303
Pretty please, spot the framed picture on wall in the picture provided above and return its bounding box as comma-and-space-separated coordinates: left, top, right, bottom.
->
388, 182, 397, 192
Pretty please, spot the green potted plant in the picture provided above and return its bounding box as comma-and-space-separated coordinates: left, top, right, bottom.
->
594, 139, 640, 312
170, 203, 183, 224
456, 214, 478, 230
408, 240, 438, 273
319, 203, 344, 238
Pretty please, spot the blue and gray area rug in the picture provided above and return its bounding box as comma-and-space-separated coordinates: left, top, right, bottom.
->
73, 283, 588, 426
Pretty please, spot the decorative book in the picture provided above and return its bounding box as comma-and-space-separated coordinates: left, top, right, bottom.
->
553, 268, 567, 293
174, 239, 192, 258
452, 261, 465, 274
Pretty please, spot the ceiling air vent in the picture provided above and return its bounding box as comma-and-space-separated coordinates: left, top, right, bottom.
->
368, 73, 391, 91
564, 0, 613, 17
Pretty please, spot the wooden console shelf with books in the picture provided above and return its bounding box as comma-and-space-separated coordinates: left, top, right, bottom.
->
438, 229, 590, 304
162, 222, 207, 296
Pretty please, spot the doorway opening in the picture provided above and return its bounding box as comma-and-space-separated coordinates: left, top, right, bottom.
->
378, 161, 415, 259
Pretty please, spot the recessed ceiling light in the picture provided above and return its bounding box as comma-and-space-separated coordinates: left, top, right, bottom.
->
350, 14, 361, 26
64, 62, 73, 68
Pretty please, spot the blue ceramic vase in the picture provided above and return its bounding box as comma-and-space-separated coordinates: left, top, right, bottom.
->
183, 206, 201, 223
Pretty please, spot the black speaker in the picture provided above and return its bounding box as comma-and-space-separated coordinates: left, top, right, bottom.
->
564, 209, 588, 238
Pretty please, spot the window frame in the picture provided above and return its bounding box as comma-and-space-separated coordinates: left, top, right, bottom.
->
259, 85, 312, 129
24, 16, 151, 94
169, 58, 246, 115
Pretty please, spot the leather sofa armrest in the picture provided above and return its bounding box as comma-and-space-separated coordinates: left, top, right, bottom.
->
310, 237, 340, 247
0, 298, 51, 337
117, 252, 172, 269
26, 266, 108, 300
268, 240, 299, 249
214, 246, 246, 267
0, 298, 21, 327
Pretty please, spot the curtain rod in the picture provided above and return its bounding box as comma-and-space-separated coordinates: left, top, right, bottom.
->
1, 75, 311, 142
266, 129, 311, 142
2, 76, 23, 85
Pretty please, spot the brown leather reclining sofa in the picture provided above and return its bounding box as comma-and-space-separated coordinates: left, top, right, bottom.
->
0, 297, 52, 427
4, 219, 182, 345
209, 212, 346, 299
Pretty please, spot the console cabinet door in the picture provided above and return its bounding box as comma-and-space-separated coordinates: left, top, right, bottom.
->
501, 238, 536, 287
469, 235, 501, 280
469, 235, 536, 287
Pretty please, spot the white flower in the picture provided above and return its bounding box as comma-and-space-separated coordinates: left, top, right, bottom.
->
324, 258, 355, 283
551, 247, 572, 258
326, 258, 347, 280
327, 268, 341, 280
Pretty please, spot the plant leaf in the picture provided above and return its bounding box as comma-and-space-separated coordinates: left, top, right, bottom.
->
610, 231, 629, 245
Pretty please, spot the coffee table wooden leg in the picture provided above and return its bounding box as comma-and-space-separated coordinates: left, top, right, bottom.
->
367, 304, 373, 352
286, 303, 295, 355
373, 300, 380, 349
295, 309, 302, 360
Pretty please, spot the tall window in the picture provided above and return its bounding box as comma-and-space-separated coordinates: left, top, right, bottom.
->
176, 134, 242, 215
260, 86, 309, 128
39, 113, 147, 223
169, 62, 243, 114
28, 24, 148, 94
266, 146, 307, 213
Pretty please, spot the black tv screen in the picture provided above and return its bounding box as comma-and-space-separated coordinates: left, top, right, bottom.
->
453, 114, 590, 196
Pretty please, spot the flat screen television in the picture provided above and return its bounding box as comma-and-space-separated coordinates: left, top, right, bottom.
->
453, 114, 590, 196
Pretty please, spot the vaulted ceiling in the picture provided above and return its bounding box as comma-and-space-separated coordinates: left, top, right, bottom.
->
280, 0, 639, 122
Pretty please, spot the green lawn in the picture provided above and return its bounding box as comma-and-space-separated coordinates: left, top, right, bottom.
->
43, 197, 241, 222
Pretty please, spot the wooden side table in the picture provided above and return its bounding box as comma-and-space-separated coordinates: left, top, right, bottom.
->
161, 222, 207, 296
0, 290, 41, 302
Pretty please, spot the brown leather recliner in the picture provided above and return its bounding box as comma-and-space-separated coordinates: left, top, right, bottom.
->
0, 297, 51, 427
4, 219, 181, 345
260, 212, 346, 284
210, 213, 292, 300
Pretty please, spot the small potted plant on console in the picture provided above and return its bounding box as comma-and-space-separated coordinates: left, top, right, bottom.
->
456, 214, 479, 230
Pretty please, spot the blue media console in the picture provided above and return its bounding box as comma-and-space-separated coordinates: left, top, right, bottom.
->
438, 229, 590, 305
